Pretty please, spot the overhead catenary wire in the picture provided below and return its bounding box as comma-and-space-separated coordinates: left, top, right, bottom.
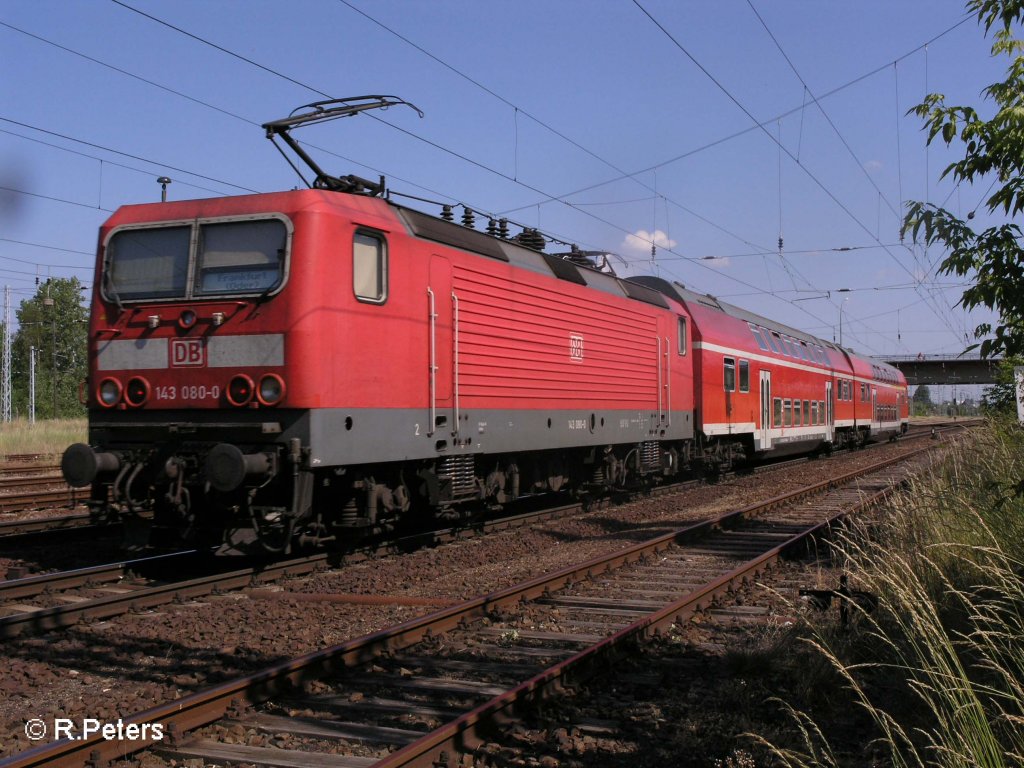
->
632, 0, 967, 348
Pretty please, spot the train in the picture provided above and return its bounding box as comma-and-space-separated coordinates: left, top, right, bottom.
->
60, 98, 909, 554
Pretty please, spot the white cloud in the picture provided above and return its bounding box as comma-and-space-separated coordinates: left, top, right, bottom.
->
622, 229, 677, 255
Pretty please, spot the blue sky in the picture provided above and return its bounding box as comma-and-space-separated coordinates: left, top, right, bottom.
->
0, 0, 1011, 399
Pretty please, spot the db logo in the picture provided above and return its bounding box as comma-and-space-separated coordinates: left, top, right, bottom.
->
170, 339, 206, 367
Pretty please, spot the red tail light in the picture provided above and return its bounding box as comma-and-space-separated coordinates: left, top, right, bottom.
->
227, 374, 255, 407
125, 377, 151, 407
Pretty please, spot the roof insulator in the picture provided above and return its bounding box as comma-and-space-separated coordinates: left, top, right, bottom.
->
461, 208, 475, 228
441, 204, 454, 221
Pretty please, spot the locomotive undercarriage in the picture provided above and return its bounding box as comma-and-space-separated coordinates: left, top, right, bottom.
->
63, 431, 693, 555
65, 418, 899, 556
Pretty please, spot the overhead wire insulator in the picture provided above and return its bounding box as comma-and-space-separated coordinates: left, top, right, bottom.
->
441, 204, 454, 221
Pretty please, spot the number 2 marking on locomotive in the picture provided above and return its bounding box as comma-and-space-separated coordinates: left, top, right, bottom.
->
415, 424, 420, 436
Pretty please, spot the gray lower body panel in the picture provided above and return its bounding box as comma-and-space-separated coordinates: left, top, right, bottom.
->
308, 406, 694, 467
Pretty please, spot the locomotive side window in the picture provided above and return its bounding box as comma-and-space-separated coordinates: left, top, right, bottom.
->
106, 226, 191, 300
353, 231, 387, 303
739, 360, 749, 393
723, 357, 736, 392
195, 220, 286, 296
678, 317, 688, 355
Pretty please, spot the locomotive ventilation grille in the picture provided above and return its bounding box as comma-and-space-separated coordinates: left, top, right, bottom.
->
438, 454, 477, 499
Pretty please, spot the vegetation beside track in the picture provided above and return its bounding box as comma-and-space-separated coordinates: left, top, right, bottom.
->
0, 418, 85, 460
757, 419, 1024, 767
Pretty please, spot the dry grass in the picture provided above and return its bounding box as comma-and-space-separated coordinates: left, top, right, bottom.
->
754, 421, 1024, 767
0, 418, 86, 458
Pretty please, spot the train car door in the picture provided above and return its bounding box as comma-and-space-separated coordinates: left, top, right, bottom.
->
759, 370, 772, 450
428, 256, 454, 438
825, 381, 834, 444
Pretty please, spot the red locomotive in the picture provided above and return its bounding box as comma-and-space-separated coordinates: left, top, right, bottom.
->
60, 97, 909, 553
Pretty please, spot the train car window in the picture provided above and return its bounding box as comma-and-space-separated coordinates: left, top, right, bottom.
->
794, 399, 802, 425
774, 397, 782, 427
724, 357, 736, 392
739, 360, 749, 392
194, 219, 287, 296
784, 399, 793, 427
769, 332, 786, 355
799, 342, 812, 361
803, 400, 810, 424
811, 400, 818, 424
749, 324, 769, 351
764, 329, 782, 355
353, 231, 387, 303
819, 400, 825, 423
678, 317, 688, 355
106, 225, 191, 300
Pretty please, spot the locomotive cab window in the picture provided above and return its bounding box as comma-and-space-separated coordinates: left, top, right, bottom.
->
104, 215, 291, 302
353, 231, 387, 303
677, 316, 688, 355
194, 219, 286, 296
106, 225, 191, 300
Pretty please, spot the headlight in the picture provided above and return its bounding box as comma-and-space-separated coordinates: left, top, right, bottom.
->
227, 374, 254, 407
97, 378, 122, 408
257, 374, 286, 406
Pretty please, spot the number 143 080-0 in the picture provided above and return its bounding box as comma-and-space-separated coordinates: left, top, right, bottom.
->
155, 385, 221, 401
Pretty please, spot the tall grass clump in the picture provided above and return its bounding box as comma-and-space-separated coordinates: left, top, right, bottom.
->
758, 420, 1024, 767
0, 418, 86, 458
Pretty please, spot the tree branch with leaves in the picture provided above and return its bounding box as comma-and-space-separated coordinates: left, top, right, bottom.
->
903, 0, 1024, 358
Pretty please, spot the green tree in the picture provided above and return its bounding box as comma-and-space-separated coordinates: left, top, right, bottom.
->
903, 0, 1024, 358
11, 278, 88, 419
981, 356, 1024, 412
912, 383, 934, 415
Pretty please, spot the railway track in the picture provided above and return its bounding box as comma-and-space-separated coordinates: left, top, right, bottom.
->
2, 439, 945, 768
0, 499, 586, 639
0, 463, 82, 519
